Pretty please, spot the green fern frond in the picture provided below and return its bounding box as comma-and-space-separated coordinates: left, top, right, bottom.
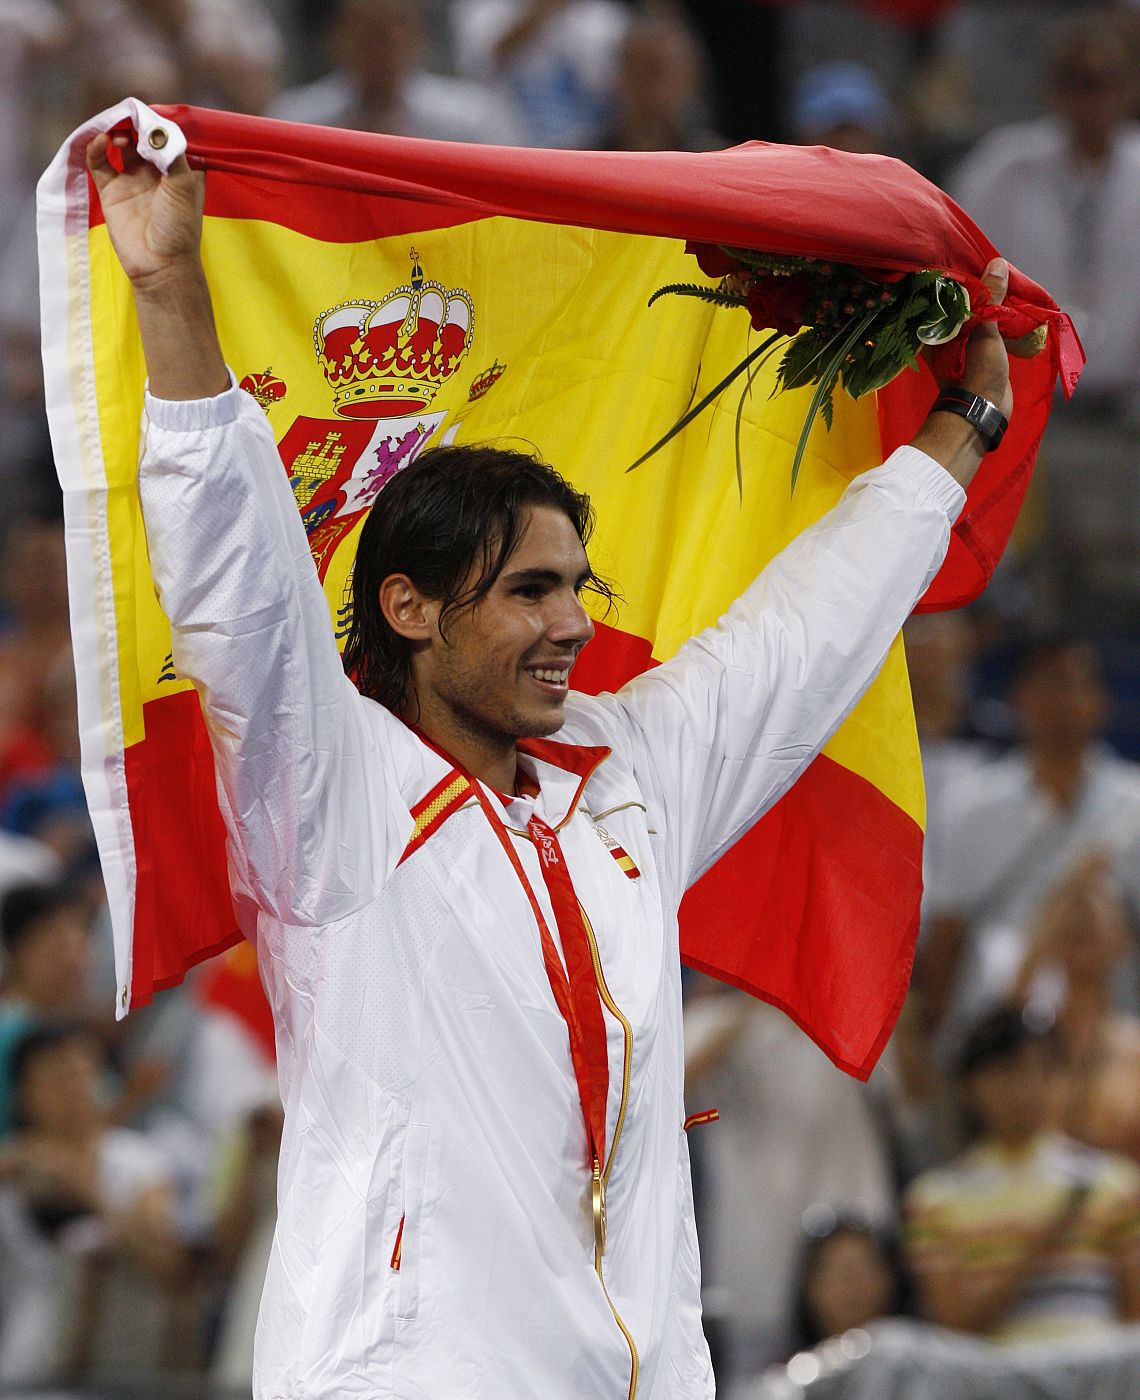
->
647, 283, 749, 311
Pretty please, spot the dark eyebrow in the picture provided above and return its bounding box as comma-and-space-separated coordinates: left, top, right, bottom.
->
502, 566, 592, 589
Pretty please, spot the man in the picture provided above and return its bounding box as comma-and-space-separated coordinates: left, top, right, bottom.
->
86, 125, 1011, 1398
271, 0, 522, 146
903, 1005, 1140, 1342
450, 0, 629, 148
917, 636, 1140, 1058
0, 882, 91, 1136
951, 13, 1140, 420
789, 61, 893, 155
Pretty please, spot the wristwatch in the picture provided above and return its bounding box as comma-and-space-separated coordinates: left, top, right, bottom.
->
930, 387, 1008, 453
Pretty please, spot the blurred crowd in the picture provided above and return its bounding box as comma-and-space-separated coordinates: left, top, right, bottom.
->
1, 0, 1139, 1393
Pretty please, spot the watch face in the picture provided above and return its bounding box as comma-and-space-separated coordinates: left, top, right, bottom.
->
935, 390, 1005, 450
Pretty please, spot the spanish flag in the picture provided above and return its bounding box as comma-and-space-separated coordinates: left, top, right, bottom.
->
39, 100, 1079, 1075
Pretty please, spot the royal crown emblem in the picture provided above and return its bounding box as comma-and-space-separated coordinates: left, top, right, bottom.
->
467, 359, 506, 403
315, 249, 474, 420
239, 367, 288, 411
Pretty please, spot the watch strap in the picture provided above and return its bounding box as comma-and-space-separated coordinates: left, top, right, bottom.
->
931, 387, 1008, 452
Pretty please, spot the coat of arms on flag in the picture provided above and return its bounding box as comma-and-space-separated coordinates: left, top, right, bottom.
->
238, 249, 476, 583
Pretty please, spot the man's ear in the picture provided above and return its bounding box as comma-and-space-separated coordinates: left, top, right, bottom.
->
378, 573, 438, 641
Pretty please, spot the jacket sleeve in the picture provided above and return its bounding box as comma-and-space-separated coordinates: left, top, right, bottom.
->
138, 377, 410, 926
597, 445, 966, 897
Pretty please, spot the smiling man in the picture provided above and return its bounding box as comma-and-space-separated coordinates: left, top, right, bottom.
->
342, 441, 610, 793
88, 127, 1011, 1400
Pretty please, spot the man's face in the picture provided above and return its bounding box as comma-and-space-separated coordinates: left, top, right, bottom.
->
1052, 39, 1132, 151
19, 1036, 101, 1136
1014, 645, 1107, 755
414, 504, 596, 752
13, 908, 91, 1012
966, 1041, 1055, 1145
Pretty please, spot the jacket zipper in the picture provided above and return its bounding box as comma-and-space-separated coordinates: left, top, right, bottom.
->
580, 905, 639, 1400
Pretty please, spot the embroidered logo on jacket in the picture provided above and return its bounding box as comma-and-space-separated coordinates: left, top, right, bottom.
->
593, 823, 641, 880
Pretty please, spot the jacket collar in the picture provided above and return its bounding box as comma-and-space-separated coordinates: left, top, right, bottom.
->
404, 722, 611, 831
516, 738, 612, 830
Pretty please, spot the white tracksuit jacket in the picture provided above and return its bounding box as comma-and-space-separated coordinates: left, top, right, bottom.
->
138, 380, 965, 1399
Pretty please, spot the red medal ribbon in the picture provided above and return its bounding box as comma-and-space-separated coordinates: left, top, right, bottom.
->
525, 813, 611, 1173
403, 725, 612, 1247
469, 784, 610, 1177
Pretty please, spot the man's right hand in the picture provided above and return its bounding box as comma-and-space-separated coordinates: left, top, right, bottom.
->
87, 131, 229, 401
911, 257, 1014, 490
87, 133, 204, 289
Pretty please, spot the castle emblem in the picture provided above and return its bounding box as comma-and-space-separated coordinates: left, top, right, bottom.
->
315, 249, 474, 419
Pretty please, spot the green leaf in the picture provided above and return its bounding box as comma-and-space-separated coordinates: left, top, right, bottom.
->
776, 329, 840, 393
627, 332, 784, 472
788, 310, 878, 493
733, 337, 786, 500
647, 282, 749, 311
916, 276, 970, 345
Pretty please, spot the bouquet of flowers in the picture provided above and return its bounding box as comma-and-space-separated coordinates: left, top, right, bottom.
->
632, 242, 975, 492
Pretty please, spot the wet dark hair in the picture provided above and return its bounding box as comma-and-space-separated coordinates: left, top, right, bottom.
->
1010, 630, 1103, 691
1047, 12, 1131, 88
8, 1020, 104, 1237
0, 881, 84, 955
343, 442, 618, 710
954, 1003, 1058, 1080
9, 1019, 101, 1128
789, 1208, 911, 1354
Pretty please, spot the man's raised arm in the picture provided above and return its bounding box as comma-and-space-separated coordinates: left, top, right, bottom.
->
87, 135, 229, 402
89, 134, 403, 925
596, 261, 1013, 896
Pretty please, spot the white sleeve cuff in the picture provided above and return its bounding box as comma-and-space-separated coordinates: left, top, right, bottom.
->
875, 444, 968, 523
143, 369, 245, 431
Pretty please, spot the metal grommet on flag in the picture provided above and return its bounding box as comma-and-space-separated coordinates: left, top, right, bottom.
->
121, 96, 188, 172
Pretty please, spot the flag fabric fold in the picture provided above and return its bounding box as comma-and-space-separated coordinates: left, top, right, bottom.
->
39, 100, 1077, 1077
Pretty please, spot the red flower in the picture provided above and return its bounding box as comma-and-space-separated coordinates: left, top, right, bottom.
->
685, 241, 742, 279
865, 267, 909, 284
746, 275, 810, 337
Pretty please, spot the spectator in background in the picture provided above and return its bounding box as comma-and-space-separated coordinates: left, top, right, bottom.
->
0, 882, 91, 1137
0, 1022, 185, 1380
450, 0, 628, 147
951, 13, 1140, 421
903, 1005, 1140, 1342
208, 1101, 284, 1390
1012, 855, 1140, 1165
904, 610, 993, 927
0, 518, 72, 809
66, 0, 284, 116
685, 985, 897, 1378
0, 648, 98, 885
916, 636, 1140, 1060
790, 61, 893, 154
788, 1208, 911, 1356
0, 0, 67, 246
272, 0, 522, 144
598, 13, 723, 153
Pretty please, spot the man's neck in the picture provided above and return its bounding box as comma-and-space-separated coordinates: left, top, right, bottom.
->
1063, 984, 1110, 1044
1070, 130, 1113, 167
1031, 749, 1088, 809
987, 1128, 1041, 1159
401, 706, 519, 795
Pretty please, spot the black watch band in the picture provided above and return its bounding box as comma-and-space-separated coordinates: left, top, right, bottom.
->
931, 387, 1008, 453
